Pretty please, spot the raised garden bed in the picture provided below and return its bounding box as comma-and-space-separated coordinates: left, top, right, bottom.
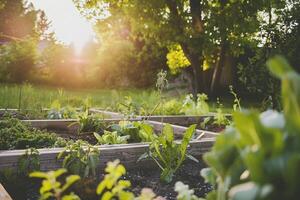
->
0, 110, 219, 199
90, 109, 231, 132
0, 138, 214, 200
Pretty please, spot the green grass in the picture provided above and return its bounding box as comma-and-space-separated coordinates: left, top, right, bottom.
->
0, 83, 170, 110
0, 83, 261, 114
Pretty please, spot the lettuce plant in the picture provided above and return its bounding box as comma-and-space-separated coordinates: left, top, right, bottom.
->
94, 131, 130, 145
201, 56, 300, 200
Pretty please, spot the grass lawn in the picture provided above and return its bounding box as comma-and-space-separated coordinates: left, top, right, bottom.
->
0, 83, 261, 114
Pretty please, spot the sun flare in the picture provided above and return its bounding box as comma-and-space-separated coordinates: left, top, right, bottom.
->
29, 0, 95, 54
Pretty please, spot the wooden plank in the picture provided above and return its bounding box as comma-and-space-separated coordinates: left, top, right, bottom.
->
89, 109, 124, 119
0, 139, 214, 172
0, 183, 12, 200
147, 120, 218, 139
21, 119, 218, 139
90, 108, 231, 126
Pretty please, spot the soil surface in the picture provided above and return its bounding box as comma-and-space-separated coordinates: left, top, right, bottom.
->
126, 160, 212, 199
1, 160, 212, 200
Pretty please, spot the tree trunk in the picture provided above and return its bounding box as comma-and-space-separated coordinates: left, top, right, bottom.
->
210, 42, 226, 96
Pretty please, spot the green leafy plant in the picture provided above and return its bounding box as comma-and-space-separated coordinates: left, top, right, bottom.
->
18, 148, 40, 176
110, 121, 156, 143
139, 124, 197, 183
175, 181, 201, 200
229, 86, 242, 112
0, 117, 65, 150
75, 111, 105, 134
47, 100, 77, 119
182, 94, 209, 115
57, 140, 100, 178
30, 168, 80, 200
201, 56, 300, 200
96, 159, 134, 199
94, 131, 130, 145
96, 159, 161, 200
213, 99, 230, 126
117, 96, 138, 119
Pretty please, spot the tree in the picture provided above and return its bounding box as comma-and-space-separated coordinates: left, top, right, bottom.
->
36, 10, 55, 41
0, 0, 37, 42
73, 0, 289, 96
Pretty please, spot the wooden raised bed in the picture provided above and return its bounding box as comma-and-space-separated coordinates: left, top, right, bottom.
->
0, 138, 214, 172
21, 119, 218, 139
0, 183, 12, 200
90, 108, 231, 128
0, 117, 217, 171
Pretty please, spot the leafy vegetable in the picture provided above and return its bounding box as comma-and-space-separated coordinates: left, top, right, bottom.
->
140, 124, 197, 183
94, 131, 130, 145
202, 56, 300, 200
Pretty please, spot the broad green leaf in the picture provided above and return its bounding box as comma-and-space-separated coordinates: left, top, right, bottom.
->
267, 55, 293, 78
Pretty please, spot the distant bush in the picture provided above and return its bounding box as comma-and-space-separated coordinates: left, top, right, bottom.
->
0, 39, 37, 83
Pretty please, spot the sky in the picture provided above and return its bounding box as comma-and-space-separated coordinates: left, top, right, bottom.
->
29, 0, 95, 53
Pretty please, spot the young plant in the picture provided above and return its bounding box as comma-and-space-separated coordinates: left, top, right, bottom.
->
117, 96, 138, 119
30, 168, 80, 200
213, 99, 230, 126
57, 140, 100, 178
229, 85, 242, 111
18, 148, 40, 176
94, 131, 130, 145
201, 56, 300, 200
96, 160, 161, 200
175, 181, 200, 200
182, 94, 209, 115
110, 121, 156, 143
139, 124, 197, 183
75, 111, 105, 134
96, 159, 134, 199
47, 100, 77, 119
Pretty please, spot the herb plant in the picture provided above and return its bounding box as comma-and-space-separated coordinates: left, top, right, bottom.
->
140, 124, 197, 183
96, 159, 134, 199
201, 56, 300, 200
57, 140, 100, 178
30, 169, 80, 200
96, 159, 161, 200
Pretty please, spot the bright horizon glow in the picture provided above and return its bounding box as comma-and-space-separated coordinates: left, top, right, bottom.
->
29, 0, 95, 54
